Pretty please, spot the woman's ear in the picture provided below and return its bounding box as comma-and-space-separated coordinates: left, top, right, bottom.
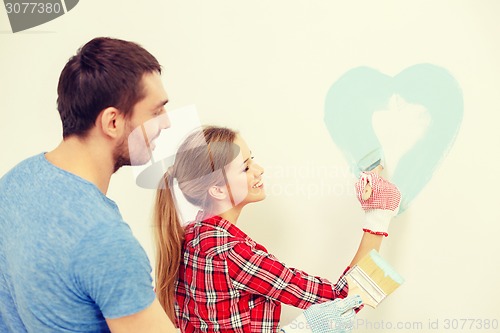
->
98, 107, 126, 139
208, 185, 227, 201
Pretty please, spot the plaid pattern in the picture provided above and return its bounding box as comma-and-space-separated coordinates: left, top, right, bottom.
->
175, 213, 349, 333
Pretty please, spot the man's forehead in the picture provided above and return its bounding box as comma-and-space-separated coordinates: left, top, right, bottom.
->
135, 73, 168, 109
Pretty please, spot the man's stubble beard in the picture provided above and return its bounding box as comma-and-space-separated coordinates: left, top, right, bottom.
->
112, 125, 133, 173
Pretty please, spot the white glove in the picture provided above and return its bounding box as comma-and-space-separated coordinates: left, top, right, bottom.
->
355, 171, 401, 237
280, 295, 362, 333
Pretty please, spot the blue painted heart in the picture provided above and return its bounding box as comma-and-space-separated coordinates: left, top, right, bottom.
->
324, 64, 463, 212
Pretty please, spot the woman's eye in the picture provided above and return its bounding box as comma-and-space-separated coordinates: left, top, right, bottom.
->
243, 156, 255, 172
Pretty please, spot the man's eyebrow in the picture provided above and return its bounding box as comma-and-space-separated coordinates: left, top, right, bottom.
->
154, 99, 169, 109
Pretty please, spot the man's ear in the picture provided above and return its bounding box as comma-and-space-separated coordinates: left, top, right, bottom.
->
98, 107, 126, 139
208, 185, 227, 201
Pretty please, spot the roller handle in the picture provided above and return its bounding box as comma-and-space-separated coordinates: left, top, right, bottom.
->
361, 164, 383, 200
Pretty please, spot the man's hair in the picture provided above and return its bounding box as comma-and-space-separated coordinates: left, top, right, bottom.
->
57, 37, 162, 138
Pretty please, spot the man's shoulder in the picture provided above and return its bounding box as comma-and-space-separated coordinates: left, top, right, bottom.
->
0, 153, 42, 183
2, 152, 120, 218
0, 152, 126, 249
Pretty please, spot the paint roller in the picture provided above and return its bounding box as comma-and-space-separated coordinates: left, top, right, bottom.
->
357, 149, 384, 200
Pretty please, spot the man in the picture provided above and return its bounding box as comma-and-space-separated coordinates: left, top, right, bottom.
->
0, 37, 371, 333
0, 37, 175, 333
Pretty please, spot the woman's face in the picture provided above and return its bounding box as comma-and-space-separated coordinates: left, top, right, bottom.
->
222, 134, 266, 207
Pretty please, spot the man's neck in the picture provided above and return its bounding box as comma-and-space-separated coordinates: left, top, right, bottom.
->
45, 136, 115, 194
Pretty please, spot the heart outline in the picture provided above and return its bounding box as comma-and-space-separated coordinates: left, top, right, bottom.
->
324, 64, 463, 212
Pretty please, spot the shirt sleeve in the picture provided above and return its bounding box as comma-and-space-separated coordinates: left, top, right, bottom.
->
70, 222, 156, 319
225, 241, 348, 310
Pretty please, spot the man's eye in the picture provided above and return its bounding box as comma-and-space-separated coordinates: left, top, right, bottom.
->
154, 107, 165, 116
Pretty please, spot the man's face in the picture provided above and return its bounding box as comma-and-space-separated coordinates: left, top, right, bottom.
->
114, 72, 170, 171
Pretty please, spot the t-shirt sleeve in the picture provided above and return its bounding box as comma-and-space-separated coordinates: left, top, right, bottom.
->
70, 222, 156, 319
226, 241, 344, 310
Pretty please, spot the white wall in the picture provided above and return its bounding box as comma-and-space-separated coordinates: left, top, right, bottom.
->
1, 1, 499, 332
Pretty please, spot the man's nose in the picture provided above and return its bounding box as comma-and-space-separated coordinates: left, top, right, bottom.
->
158, 112, 170, 130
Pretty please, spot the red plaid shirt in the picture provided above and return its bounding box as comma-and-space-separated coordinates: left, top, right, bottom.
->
174, 214, 349, 332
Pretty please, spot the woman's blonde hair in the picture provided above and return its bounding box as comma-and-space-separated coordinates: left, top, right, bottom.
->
154, 126, 238, 322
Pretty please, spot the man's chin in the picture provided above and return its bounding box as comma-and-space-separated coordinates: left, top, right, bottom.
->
114, 149, 155, 172
113, 158, 131, 173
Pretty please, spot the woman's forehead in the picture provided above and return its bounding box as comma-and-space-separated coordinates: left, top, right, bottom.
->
233, 134, 251, 157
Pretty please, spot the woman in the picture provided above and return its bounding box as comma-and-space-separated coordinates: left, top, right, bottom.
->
154, 126, 400, 332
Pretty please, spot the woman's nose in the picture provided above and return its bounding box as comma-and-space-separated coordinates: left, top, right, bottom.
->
253, 163, 264, 176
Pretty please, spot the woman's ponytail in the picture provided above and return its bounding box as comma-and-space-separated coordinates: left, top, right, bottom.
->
154, 172, 184, 323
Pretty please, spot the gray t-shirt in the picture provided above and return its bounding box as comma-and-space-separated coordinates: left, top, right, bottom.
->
0, 153, 155, 332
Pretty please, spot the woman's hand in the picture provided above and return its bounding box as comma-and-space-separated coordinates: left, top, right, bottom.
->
355, 169, 401, 237
280, 295, 362, 333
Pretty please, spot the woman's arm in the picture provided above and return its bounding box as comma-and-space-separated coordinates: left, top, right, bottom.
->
349, 232, 383, 267
226, 241, 346, 309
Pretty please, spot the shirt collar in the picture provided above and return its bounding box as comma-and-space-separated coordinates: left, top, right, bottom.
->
195, 210, 249, 239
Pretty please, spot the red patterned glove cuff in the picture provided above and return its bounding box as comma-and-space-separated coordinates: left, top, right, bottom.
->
362, 228, 389, 237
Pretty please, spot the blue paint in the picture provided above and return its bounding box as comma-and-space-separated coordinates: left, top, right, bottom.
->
368, 250, 404, 285
324, 64, 463, 212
